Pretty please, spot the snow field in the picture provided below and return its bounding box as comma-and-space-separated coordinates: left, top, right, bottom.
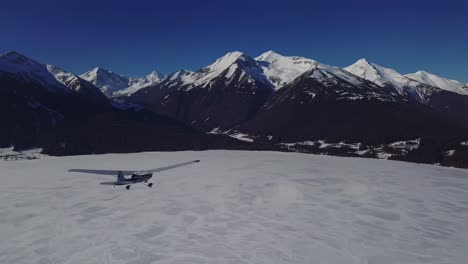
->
1, 150, 468, 263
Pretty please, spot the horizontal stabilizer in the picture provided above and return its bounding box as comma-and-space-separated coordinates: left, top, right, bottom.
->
69, 169, 134, 175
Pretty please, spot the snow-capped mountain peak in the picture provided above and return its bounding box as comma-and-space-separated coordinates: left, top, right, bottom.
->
255, 50, 282, 62
344, 59, 421, 92
80, 67, 130, 96
344, 59, 385, 86
81, 67, 122, 80
190, 51, 269, 88
113, 70, 166, 97
255, 50, 319, 89
145, 70, 165, 82
405, 70, 468, 95
46, 64, 108, 103
209, 51, 245, 68
80, 67, 166, 97
128, 70, 165, 88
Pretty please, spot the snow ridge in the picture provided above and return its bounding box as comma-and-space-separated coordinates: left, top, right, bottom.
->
188, 51, 270, 89
344, 59, 419, 92
80, 67, 130, 96
0, 51, 69, 93
80, 67, 166, 97
343, 58, 444, 102
256, 50, 319, 89
405, 70, 468, 95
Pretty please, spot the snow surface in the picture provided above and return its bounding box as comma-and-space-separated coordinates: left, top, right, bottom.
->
1, 150, 468, 264
405, 70, 468, 96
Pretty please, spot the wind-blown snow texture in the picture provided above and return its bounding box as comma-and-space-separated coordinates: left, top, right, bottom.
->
1, 150, 468, 264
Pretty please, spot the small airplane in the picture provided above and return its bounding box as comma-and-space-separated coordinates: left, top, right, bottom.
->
69, 160, 200, 190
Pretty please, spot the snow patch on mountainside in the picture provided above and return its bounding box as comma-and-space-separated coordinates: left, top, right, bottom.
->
281, 140, 362, 150
46, 65, 78, 88
256, 50, 318, 89
46, 65, 93, 93
167, 69, 194, 81
209, 128, 254, 142
280, 139, 421, 160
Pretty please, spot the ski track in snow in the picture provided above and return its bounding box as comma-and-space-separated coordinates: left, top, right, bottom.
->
1, 150, 468, 264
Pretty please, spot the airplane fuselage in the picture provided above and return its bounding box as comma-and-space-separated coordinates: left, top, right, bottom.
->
115, 173, 153, 185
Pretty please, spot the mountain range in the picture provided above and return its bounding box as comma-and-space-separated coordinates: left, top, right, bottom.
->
80, 67, 165, 97
1, 50, 467, 168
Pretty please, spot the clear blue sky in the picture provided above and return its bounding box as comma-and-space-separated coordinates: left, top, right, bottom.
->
1, 0, 467, 82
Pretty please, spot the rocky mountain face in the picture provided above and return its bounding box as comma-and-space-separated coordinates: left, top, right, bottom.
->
46, 65, 109, 105
0, 51, 245, 155
126, 51, 468, 168
130, 51, 274, 131
2, 50, 467, 168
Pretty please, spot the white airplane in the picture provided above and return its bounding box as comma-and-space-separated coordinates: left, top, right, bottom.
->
69, 160, 200, 190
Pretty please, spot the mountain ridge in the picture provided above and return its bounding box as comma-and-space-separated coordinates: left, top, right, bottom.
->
2, 50, 468, 168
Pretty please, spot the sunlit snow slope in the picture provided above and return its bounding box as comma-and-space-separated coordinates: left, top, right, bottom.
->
1, 150, 468, 264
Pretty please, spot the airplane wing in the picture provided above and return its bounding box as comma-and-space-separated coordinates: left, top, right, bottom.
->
139, 160, 200, 173
69, 160, 200, 175
68, 169, 135, 175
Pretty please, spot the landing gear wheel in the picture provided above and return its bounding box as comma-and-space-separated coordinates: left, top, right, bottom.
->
126, 185, 130, 190
148, 183, 153, 188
